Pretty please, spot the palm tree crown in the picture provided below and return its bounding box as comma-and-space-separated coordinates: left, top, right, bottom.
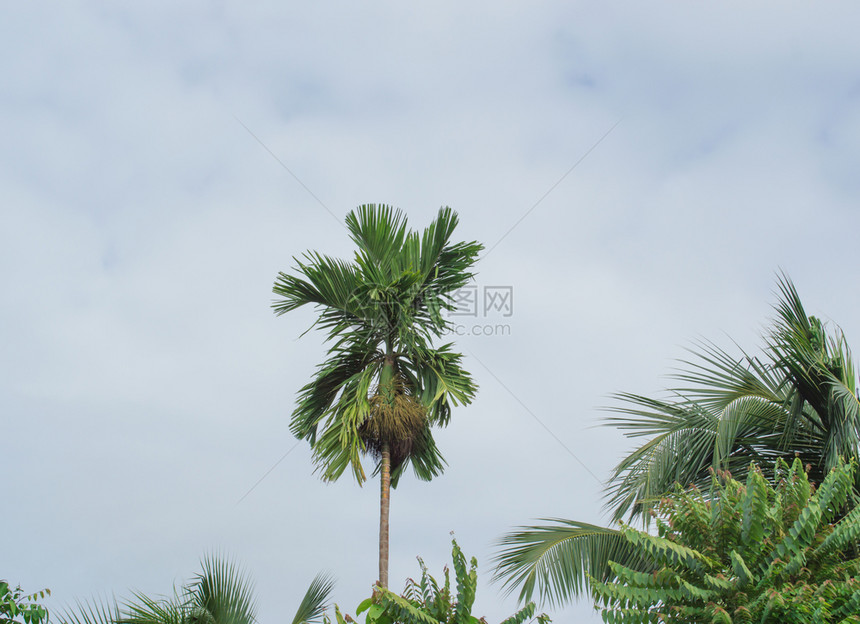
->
605, 275, 860, 522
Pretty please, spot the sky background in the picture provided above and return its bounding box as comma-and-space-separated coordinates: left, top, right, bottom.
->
4, 2, 860, 622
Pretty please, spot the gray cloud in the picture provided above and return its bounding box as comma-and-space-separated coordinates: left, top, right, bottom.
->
4, 2, 860, 622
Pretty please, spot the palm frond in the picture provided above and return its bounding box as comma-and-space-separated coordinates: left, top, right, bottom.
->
55, 598, 121, 624
290, 341, 381, 445
672, 340, 786, 410
497, 602, 536, 624
603, 396, 720, 521
386, 422, 447, 487
345, 204, 409, 276
190, 555, 256, 624
492, 520, 652, 607
290, 573, 335, 624
119, 591, 185, 624
405, 343, 478, 427
272, 253, 363, 321
306, 363, 377, 484
416, 207, 483, 295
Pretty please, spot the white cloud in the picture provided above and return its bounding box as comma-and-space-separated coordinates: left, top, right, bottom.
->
4, 2, 860, 622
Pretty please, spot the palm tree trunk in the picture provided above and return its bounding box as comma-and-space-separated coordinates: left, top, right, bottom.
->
379, 442, 391, 587
379, 441, 391, 588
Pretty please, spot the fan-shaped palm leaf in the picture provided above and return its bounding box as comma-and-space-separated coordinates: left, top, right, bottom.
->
188, 556, 256, 624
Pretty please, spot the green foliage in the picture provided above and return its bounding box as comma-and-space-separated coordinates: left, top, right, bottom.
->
118, 556, 257, 624
605, 274, 860, 523
55, 556, 332, 624
591, 459, 860, 623
331, 540, 549, 624
493, 520, 653, 607
292, 573, 337, 624
54, 597, 120, 624
273, 204, 482, 486
275, 204, 482, 586
1, 582, 50, 624
494, 275, 860, 606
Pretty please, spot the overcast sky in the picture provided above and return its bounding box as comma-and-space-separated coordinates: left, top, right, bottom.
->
4, 2, 860, 622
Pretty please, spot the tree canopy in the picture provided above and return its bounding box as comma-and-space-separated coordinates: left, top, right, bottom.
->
592, 458, 860, 623
494, 275, 860, 609
328, 540, 548, 624
272, 204, 482, 486
605, 275, 860, 523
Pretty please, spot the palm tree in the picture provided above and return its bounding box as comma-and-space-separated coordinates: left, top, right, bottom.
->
272, 204, 482, 587
494, 274, 860, 608
605, 275, 860, 521
56, 556, 334, 624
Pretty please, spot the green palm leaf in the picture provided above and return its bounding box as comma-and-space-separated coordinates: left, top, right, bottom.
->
345, 204, 410, 274
492, 520, 653, 606
55, 558, 332, 624
290, 573, 335, 624
120, 591, 185, 624
189, 555, 256, 624
55, 599, 121, 624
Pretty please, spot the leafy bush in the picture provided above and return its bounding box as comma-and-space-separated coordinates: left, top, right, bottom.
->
330, 540, 549, 624
590, 458, 860, 623
0, 581, 50, 624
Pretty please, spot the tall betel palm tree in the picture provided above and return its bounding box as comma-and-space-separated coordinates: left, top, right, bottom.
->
494, 274, 860, 608
273, 204, 482, 588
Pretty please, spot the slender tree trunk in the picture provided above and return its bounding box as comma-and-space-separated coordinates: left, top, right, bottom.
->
379, 441, 391, 588
378, 347, 396, 588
